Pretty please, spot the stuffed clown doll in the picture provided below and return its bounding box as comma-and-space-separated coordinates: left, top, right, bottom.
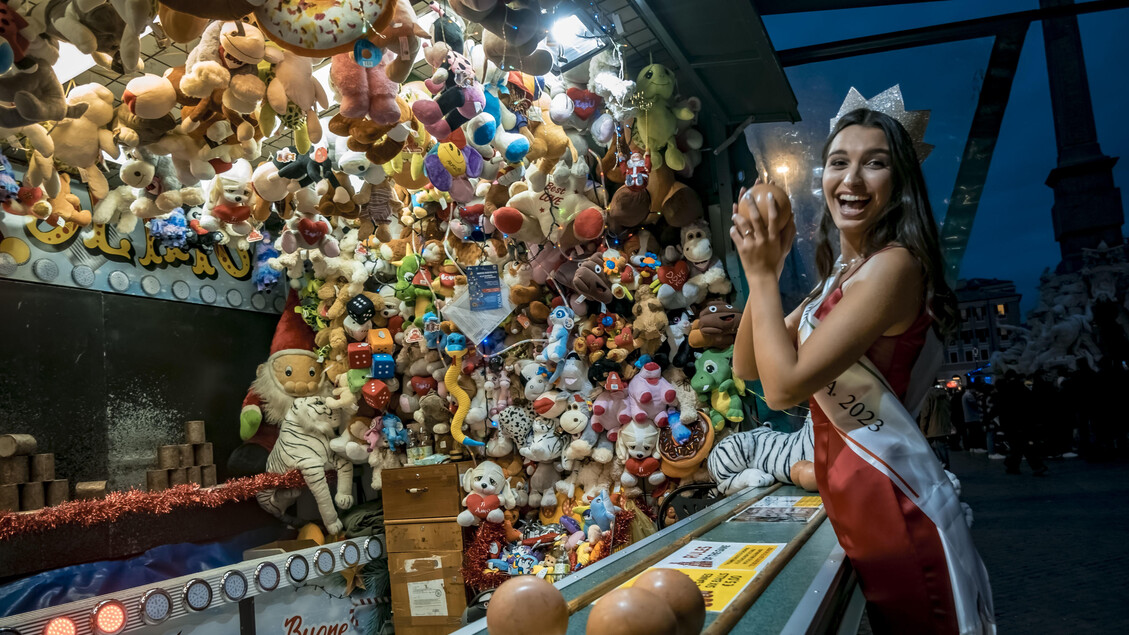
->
227, 290, 327, 476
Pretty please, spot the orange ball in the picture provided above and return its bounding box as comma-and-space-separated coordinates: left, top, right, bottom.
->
790, 460, 818, 491
742, 181, 793, 224
586, 587, 678, 635
487, 576, 569, 635
633, 569, 706, 635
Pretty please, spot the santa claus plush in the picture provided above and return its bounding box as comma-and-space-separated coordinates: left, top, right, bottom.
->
227, 290, 328, 476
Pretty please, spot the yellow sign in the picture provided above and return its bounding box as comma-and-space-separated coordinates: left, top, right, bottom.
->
720, 544, 778, 571
622, 568, 756, 612
794, 496, 823, 508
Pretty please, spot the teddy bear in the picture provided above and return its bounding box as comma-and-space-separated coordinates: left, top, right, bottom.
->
80, 0, 155, 74
615, 421, 665, 488
370, 0, 431, 83
525, 116, 574, 175
331, 49, 401, 126
632, 285, 668, 355
631, 63, 696, 171
42, 173, 92, 226
458, 460, 514, 526
280, 187, 340, 258
548, 64, 615, 161
259, 47, 329, 154
26, 83, 117, 201
116, 151, 206, 230
180, 21, 283, 114
412, 41, 485, 141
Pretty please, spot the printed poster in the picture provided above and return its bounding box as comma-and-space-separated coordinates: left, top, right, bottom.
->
728, 495, 824, 523
617, 540, 786, 612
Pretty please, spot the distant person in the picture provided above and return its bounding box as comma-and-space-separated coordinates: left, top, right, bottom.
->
962, 379, 985, 453
919, 384, 955, 469
980, 384, 1004, 460
996, 372, 1048, 476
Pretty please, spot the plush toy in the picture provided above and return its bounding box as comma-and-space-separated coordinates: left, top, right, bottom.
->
117, 151, 206, 230
113, 74, 178, 148
631, 63, 695, 171
536, 306, 576, 366
0, 41, 86, 130
257, 395, 355, 533
486, 404, 535, 458
688, 300, 741, 350
448, 0, 552, 76
690, 346, 746, 430
466, 79, 530, 164
615, 421, 665, 488
201, 159, 255, 246
80, 0, 154, 73
627, 361, 678, 427
520, 416, 565, 508
259, 48, 328, 154
280, 187, 340, 258
548, 64, 614, 160
707, 415, 815, 494
156, 3, 210, 42
28, 83, 117, 200
181, 21, 283, 114
590, 371, 632, 442
423, 141, 484, 203
457, 460, 514, 526
331, 50, 401, 126
412, 42, 485, 141
678, 220, 731, 300
631, 285, 668, 354
370, 0, 431, 83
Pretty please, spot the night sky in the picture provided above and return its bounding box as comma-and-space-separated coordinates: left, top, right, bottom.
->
759, 0, 1129, 315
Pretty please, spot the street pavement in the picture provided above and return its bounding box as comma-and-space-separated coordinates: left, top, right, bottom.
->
945, 450, 1129, 633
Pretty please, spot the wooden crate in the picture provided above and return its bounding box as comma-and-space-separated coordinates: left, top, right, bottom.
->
382, 464, 462, 521
386, 520, 464, 553
389, 550, 467, 633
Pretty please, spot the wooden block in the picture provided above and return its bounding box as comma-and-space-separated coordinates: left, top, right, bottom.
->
386, 520, 464, 553
382, 464, 462, 521
177, 444, 194, 468
19, 481, 44, 511
0, 433, 37, 458
45, 479, 68, 506
201, 464, 217, 487
0, 456, 29, 485
193, 442, 213, 467
75, 481, 107, 500
186, 466, 202, 485
30, 454, 54, 482
0, 483, 17, 511
157, 445, 181, 470
185, 420, 206, 444
147, 469, 169, 491
168, 468, 188, 486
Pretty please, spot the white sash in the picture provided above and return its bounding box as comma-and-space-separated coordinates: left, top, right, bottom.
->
798, 266, 996, 635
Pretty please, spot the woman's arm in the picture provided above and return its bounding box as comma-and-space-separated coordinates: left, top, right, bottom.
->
746, 248, 923, 409
733, 299, 802, 382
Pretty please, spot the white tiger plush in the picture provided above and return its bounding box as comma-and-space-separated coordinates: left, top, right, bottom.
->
257, 396, 355, 533
708, 414, 815, 495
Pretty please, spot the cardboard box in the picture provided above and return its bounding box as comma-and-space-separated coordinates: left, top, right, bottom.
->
389, 550, 467, 631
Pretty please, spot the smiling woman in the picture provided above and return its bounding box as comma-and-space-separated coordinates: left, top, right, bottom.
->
729, 105, 995, 634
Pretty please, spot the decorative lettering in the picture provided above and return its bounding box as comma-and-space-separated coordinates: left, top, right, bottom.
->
283, 615, 349, 635
82, 224, 134, 262
25, 217, 79, 247
137, 228, 163, 267
192, 249, 218, 277
215, 244, 252, 280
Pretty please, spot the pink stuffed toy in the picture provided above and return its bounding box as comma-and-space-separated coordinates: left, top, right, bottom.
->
411, 42, 485, 141
628, 361, 678, 427
591, 371, 633, 442
330, 52, 401, 127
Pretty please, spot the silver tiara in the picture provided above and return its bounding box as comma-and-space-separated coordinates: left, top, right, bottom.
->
830, 85, 933, 162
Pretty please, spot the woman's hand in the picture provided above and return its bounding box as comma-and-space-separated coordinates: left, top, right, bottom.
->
731, 179, 796, 280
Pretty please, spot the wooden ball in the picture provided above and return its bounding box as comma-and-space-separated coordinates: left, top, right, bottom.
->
586, 587, 678, 635
742, 181, 793, 224
487, 576, 568, 635
790, 460, 818, 491
633, 569, 706, 635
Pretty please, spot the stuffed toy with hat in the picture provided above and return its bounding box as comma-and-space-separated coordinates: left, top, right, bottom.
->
412, 41, 485, 141
180, 20, 283, 114
631, 62, 696, 171
228, 290, 328, 477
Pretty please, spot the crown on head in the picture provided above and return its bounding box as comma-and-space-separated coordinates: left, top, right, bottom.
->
830, 85, 933, 162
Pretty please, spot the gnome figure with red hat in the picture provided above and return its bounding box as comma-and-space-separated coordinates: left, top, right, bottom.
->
228, 290, 328, 477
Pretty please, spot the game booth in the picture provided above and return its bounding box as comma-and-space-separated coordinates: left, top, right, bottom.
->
0, 0, 1038, 633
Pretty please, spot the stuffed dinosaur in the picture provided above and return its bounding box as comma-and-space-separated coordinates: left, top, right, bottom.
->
690, 346, 745, 430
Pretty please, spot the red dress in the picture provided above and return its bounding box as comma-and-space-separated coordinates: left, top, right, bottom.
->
811, 287, 961, 634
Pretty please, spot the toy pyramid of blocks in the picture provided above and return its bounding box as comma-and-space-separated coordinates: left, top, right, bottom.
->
146, 420, 217, 491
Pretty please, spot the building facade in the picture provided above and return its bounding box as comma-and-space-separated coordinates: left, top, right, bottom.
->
942, 278, 1023, 378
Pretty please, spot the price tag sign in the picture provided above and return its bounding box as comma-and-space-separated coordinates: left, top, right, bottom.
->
468, 264, 502, 311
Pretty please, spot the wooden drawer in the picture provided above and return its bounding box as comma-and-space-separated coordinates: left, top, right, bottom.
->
390, 550, 467, 628
386, 520, 464, 553
383, 463, 462, 521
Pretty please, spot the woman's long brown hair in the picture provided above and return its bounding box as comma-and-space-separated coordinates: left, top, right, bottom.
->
810, 108, 958, 335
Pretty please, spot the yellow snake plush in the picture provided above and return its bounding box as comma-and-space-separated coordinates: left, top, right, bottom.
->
444, 335, 484, 448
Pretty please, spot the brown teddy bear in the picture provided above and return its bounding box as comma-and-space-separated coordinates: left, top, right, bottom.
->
632, 285, 668, 356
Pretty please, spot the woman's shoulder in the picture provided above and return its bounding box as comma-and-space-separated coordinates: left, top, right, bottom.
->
850, 245, 922, 287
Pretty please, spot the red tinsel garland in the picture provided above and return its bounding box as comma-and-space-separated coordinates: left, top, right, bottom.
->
589, 509, 636, 567
461, 521, 512, 591
0, 470, 311, 542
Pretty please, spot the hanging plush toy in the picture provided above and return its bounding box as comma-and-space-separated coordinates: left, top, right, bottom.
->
180, 21, 283, 114
632, 63, 696, 171
200, 159, 255, 246
280, 186, 340, 258
423, 141, 484, 203
412, 42, 485, 141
